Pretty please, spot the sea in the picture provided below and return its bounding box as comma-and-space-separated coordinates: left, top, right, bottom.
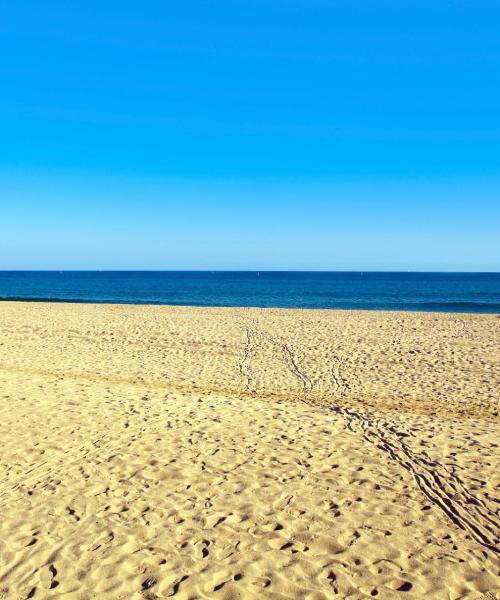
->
0, 271, 499, 313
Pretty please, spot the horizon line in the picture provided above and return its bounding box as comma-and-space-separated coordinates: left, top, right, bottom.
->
1, 270, 499, 275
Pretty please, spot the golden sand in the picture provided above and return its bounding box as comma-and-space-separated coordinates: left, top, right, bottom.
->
0, 302, 498, 599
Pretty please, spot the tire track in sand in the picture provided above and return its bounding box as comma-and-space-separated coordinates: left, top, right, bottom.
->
238, 319, 499, 555
333, 405, 500, 554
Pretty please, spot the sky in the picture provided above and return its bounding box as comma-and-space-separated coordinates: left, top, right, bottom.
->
0, 0, 499, 270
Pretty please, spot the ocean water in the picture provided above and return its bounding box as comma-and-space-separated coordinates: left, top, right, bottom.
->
0, 271, 499, 313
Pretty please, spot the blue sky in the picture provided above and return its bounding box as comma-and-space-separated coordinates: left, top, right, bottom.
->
1, 1, 499, 270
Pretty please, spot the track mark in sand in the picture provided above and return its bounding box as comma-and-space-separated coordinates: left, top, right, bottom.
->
330, 354, 350, 397
256, 327, 313, 393
333, 405, 500, 554
282, 343, 313, 392
238, 323, 313, 393
238, 324, 256, 391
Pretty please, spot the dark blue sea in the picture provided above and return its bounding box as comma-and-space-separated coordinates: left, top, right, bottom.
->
0, 272, 499, 313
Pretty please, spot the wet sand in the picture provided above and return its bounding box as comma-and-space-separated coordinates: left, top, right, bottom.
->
0, 302, 498, 599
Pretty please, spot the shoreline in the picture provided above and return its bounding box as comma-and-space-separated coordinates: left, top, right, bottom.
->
0, 297, 499, 315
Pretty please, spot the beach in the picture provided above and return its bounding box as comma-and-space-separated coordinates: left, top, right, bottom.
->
0, 301, 498, 599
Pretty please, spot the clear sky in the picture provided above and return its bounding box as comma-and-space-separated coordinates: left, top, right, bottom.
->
1, 1, 499, 270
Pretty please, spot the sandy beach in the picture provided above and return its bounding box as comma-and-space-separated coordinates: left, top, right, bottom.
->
0, 301, 498, 600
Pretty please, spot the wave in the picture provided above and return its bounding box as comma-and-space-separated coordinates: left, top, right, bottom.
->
414, 301, 500, 311
0, 296, 115, 304
0, 296, 223, 307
